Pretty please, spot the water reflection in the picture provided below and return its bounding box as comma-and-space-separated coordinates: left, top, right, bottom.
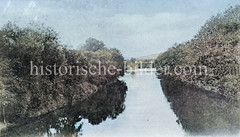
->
0, 80, 127, 137
160, 76, 240, 136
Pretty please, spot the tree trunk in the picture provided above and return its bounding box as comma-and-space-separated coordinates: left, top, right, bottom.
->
2, 106, 6, 124
0, 106, 2, 123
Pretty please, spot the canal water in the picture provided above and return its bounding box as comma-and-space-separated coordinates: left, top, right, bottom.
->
1, 72, 239, 137
81, 72, 184, 137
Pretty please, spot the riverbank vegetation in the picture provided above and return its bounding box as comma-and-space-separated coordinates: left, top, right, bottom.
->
0, 79, 127, 137
0, 23, 125, 124
155, 5, 240, 101
126, 57, 155, 71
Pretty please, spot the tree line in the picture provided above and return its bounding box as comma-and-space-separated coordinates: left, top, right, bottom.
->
0, 22, 125, 124
155, 5, 240, 101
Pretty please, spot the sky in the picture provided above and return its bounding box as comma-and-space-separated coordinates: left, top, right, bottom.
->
0, 0, 240, 58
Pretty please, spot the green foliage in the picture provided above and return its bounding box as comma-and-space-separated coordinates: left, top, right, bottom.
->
0, 78, 15, 123
81, 38, 106, 52
0, 22, 125, 122
155, 5, 240, 100
126, 57, 155, 71
155, 42, 195, 68
0, 80, 15, 107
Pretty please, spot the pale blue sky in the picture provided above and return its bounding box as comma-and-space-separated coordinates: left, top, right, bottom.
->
0, 0, 240, 58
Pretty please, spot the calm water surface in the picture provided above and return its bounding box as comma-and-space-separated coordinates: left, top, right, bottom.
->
1, 72, 239, 137
81, 73, 184, 137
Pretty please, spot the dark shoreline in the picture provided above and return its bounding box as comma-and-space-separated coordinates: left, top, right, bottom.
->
158, 75, 240, 108
159, 75, 240, 135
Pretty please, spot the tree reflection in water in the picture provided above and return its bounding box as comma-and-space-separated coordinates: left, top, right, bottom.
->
160, 76, 240, 136
0, 80, 127, 137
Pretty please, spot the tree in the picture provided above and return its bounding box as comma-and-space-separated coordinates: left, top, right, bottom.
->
81, 38, 105, 52
0, 79, 15, 124
0, 23, 126, 120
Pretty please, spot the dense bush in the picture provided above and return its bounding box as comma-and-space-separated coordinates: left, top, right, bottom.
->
155, 5, 240, 101
0, 23, 125, 122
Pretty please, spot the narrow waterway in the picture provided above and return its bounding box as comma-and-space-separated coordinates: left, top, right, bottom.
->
81, 72, 240, 137
81, 72, 184, 137
1, 72, 239, 137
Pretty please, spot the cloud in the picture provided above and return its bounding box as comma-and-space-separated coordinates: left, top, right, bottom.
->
63, 13, 205, 57
0, 2, 214, 58
0, 0, 239, 57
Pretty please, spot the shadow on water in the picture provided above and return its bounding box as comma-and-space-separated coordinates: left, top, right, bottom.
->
0, 80, 127, 137
160, 76, 240, 136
